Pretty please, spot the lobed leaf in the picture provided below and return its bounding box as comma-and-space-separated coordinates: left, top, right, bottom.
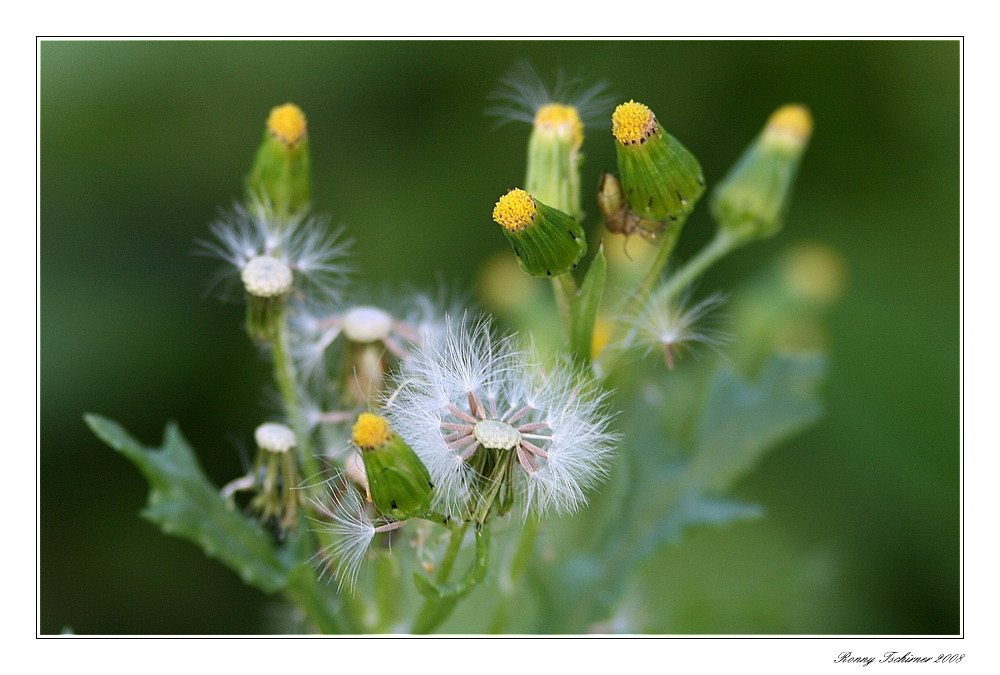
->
84, 414, 290, 594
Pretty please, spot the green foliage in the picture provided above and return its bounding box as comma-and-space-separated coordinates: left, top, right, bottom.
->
569, 244, 607, 363
83, 414, 288, 594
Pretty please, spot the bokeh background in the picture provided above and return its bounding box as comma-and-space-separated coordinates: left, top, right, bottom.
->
40, 40, 959, 634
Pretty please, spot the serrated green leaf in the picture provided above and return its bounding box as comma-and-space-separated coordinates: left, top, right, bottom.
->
686, 354, 825, 494
570, 244, 607, 364
85, 414, 290, 594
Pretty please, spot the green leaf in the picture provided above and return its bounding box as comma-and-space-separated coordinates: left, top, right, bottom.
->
686, 354, 826, 494
569, 244, 607, 363
84, 414, 290, 594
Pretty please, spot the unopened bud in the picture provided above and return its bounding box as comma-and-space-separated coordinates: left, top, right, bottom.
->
612, 101, 705, 229
711, 104, 813, 241
526, 103, 585, 219
492, 188, 586, 278
352, 413, 434, 521
247, 103, 312, 217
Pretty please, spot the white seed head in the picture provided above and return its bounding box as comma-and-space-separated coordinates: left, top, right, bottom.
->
385, 316, 617, 518
342, 306, 394, 343
254, 422, 297, 453
474, 420, 522, 450
242, 256, 293, 298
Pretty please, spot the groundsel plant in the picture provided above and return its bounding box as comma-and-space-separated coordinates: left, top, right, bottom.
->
87, 63, 833, 634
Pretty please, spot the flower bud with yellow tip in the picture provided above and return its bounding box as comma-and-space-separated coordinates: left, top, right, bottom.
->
711, 104, 813, 242
492, 188, 586, 278
247, 103, 312, 217
353, 413, 435, 521
612, 100, 705, 229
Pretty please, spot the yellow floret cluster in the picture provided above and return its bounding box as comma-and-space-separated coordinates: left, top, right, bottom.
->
352, 412, 393, 450
267, 103, 308, 146
763, 104, 813, 150
493, 188, 537, 232
534, 103, 584, 148
612, 100, 658, 145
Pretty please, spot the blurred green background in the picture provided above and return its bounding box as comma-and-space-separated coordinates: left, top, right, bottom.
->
40, 40, 959, 634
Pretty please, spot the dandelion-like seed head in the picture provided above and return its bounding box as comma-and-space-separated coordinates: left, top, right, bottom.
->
241, 255, 293, 298
627, 288, 728, 369
267, 103, 307, 147
310, 481, 376, 592
385, 316, 616, 520
493, 189, 537, 232
199, 201, 352, 302
254, 422, 297, 453
612, 100, 659, 146
486, 60, 615, 133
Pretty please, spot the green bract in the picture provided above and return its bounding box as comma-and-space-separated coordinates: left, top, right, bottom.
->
493, 188, 586, 278
247, 103, 312, 216
711, 104, 813, 242
612, 100, 705, 227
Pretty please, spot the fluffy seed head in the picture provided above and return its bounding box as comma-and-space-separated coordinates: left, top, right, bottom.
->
267, 103, 307, 146
241, 255, 293, 297
493, 189, 537, 232
385, 316, 617, 518
200, 202, 352, 303
254, 422, 296, 453
613, 100, 658, 145
627, 288, 728, 369
352, 413, 392, 450
342, 306, 394, 343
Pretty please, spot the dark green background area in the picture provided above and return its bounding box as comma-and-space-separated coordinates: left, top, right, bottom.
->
40, 40, 959, 634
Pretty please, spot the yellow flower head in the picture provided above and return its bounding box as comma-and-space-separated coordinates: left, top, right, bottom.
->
267, 103, 307, 147
612, 100, 659, 146
763, 104, 812, 152
352, 412, 392, 450
492, 188, 537, 232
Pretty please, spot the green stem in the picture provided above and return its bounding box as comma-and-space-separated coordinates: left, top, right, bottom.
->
271, 319, 321, 484
282, 562, 356, 634
412, 522, 487, 635
436, 521, 469, 582
634, 218, 686, 305
551, 272, 578, 340
489, 518, 538, 633
658, 230, 737, 302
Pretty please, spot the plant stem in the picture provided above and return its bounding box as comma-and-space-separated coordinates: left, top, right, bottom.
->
489, 518, 538, 633
658, 230, 737, 302
551, 273, 578, 339
436, 521, 470, 581
410, 521, 470, 633
270, 318, 321, 484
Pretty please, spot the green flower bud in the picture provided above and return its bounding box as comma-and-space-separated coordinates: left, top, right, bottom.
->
612, 100, 705, 227
492, 188, 586, 278
247, 103, 312, 216
526, 104, 584, 219
710, 104, 813, 241
353, 413, 434, 521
